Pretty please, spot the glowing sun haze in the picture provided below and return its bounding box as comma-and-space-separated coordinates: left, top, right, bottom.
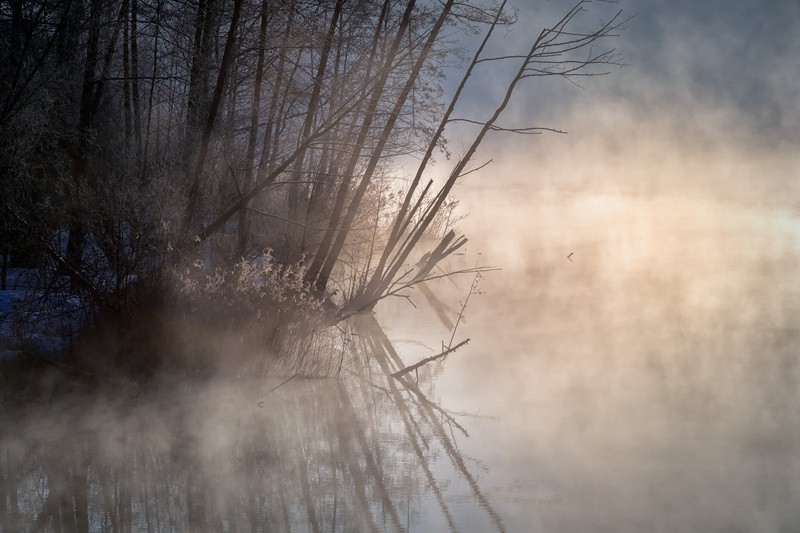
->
438, 0, 800, 273
446, 0, 799, 192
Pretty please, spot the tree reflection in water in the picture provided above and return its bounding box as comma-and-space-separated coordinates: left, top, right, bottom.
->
0, 316, 503, 532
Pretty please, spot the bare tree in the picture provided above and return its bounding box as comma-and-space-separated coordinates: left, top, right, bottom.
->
1, 0, 627, 364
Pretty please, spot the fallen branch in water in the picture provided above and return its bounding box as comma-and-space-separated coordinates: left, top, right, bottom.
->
257, 375, 300, 407
266, 374, 298, 394
391, 338, 470, 379
335, 266, 499, 324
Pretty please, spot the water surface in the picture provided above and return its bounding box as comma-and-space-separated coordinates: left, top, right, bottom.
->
389, 191, 800, 532
3, 192, 800, 532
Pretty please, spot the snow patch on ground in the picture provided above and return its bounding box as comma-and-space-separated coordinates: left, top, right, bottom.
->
1, 269, 84, 359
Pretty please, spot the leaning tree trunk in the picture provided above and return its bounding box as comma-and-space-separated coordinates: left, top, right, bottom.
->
312, 0, 455, 293
236, 0, 271, 257
184, 0, 245, 233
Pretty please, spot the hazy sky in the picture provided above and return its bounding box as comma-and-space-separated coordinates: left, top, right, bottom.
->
445, 0, 800, 205
617, 0, 799, 137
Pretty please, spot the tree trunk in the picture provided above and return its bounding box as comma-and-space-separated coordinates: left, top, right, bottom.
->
285, 0, 344, 261
1, 250, 7, 290
304, 0, 406, 288
64, 0, 104, 288
313, 0, 455, 293
237, 0, 271, 257
140, 0, 162, 181
363, 0, 509, 301
130, 0, 142, 154
184, 0, 245, 233
122, 0, 131, 143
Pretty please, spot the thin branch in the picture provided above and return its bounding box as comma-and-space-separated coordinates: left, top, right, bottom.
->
391, 338, 470, 379
265, 374, 297, 395
447, 118, 567, 135
458, 159, 493, 178
446, 272, 481, 349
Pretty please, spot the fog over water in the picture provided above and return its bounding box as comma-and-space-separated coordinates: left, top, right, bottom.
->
420, 6, 800, 526
405, 190, 800, 531
4, 0, 800, 530
4, 188, 799, 531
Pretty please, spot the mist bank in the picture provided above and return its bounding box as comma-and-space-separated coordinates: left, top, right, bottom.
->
377, 187, 800, 531
460, 93, 800, 209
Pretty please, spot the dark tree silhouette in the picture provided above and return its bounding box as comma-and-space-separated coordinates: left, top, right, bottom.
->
0, 0, 627, 366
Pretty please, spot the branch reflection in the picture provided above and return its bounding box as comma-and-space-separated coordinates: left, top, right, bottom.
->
1, 317, 504, 532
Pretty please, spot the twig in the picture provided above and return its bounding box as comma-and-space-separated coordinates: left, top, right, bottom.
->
391, 338, 470, 379
457, 159, 493, 178
447, 272, 481, 349
265, 374, 297, 395
447, 118, 567, 135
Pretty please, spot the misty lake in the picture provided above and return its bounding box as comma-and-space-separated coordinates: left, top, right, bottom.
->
3, 191, 800, 532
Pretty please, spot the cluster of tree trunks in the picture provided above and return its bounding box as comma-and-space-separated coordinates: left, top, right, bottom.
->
0, 0, 625, 331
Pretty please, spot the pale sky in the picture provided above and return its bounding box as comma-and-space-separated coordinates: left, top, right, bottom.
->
444, 0, 800, 206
